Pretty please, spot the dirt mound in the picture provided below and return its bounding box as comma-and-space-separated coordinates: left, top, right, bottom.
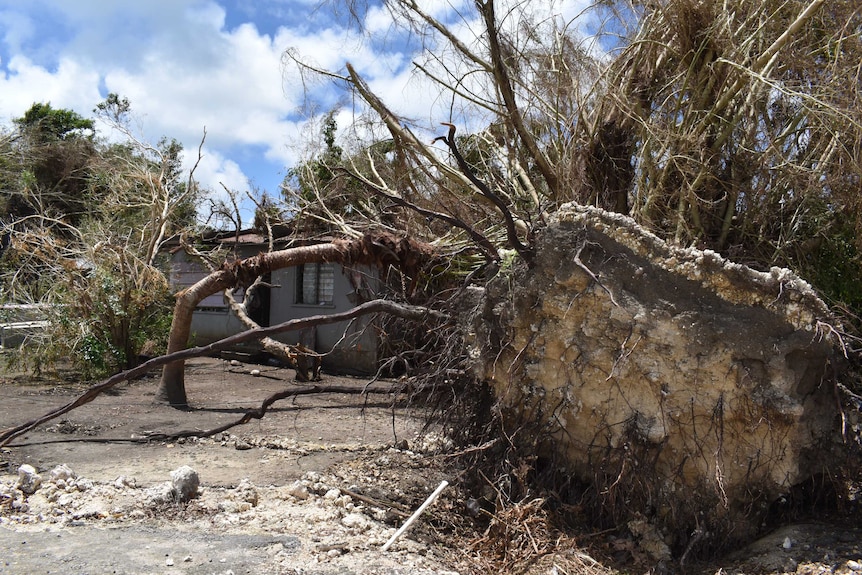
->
470, 204, 844, 554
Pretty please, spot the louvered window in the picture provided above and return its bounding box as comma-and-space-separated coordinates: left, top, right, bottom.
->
296, 263, 334, 305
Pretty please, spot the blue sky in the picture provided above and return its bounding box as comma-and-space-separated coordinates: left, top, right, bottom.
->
0, 0, 427, 224
0, 0, 597, 225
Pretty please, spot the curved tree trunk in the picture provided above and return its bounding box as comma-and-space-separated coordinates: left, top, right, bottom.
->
156, 242, 345, 407
156, 233, 432, 407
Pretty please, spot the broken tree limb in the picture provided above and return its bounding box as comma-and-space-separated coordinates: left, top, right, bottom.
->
348, 172, 501, 265
0, 299, 446, 447
159, 232, 435, 406
5, 381, 401, 448
138, 381, 399, 442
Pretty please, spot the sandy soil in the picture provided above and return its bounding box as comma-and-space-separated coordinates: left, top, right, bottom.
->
3, 356, 862, 575
1, 356, 459, 574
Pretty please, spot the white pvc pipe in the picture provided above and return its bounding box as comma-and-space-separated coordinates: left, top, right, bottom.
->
381, 480, 449, 551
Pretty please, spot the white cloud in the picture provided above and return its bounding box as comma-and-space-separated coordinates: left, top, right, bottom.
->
0, 0, 603, 225
185, 147, 257, 225
0, 8, 35, 57
0, 56, 102, 123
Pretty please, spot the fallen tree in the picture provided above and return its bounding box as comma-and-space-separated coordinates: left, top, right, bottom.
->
468, 204, 846, 555
157, 233, 434, 407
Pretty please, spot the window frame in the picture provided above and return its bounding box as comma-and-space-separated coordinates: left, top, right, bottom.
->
294, 262, 335, 307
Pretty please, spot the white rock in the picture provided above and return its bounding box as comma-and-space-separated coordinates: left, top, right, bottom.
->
72, 501, 107, 519
250, 369, 261, 377
144, 482, 175, 505
45, 489, 61, 503
49, 464, 76, 482
285, 480, 309, 500
74, 478, 93, 492
847, 560, 862, 572
234, 478, 258, 506
114, 475, 137, 489
323, 488, 341, 500
171, 465, 200, 502
16, 464, 42, 495
782, 536, 793, 550
341, 512, 370, 531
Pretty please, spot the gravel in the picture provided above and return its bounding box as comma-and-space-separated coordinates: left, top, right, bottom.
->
0, 461, 459, 574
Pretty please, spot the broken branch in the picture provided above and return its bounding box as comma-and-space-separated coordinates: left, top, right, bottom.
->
0, 299, 446, 447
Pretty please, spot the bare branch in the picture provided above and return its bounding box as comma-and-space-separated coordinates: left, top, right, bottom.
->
0, 298, 446, 446
435, 123, 534, 264
342, 166, 501, 263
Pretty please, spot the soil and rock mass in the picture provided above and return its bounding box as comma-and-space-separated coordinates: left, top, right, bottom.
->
2, 357, 862, 574
470, 204, 849, 552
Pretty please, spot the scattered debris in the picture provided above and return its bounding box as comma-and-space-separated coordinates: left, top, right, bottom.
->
15, 464, 41, 495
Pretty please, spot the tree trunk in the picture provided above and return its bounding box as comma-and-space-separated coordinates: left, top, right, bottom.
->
156, 242, 345, 407
156, 233, 432, 407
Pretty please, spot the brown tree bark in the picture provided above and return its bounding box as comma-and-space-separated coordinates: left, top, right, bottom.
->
156, 234, 433, 407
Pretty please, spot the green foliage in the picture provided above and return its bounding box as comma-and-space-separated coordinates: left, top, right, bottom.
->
1, 95, 200, 378
45, 244, 174, 378
281, 110, 392, 234
800, 219, 862, 316
94, 93, 131, 122
14, 102, 94, 143
2, 103, 99, 229
284, 110, 344, 205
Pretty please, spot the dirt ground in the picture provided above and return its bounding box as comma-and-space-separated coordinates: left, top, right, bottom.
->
1, 357, 429, 487
2, 356, 862, 575
0, 356, 460, 574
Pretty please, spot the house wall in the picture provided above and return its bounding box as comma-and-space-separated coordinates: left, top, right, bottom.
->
269, 264, 379, 375
170, 249, 380, 374
170, 250, 260, 351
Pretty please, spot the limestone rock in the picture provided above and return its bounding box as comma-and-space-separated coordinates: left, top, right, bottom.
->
16, 464, 42, 495
469, 204, 843, 546
170, 465, 200, 502
144, 482, 175, 505
234, 478, 259, 506
341, 512, 370, 531
49, 464, 76, 483
285, 480, 310, 501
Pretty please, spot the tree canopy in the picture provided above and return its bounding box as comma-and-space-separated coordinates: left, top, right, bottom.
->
277, 0, 861, 320
1, 96, 205, 375
13, 102, 95, 143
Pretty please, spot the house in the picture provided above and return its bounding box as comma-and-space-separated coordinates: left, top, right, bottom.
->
169, 231, 381, 375
0, 304, 51, 348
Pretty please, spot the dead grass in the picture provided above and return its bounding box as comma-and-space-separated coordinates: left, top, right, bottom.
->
449, 498, 616, 575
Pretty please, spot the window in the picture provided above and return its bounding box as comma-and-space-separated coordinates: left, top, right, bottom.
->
296, 263, 335, 305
